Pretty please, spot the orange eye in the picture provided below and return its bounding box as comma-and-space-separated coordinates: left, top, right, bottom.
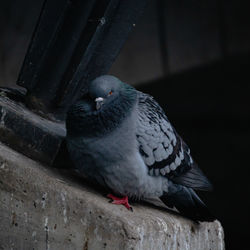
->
108, 91, 113, 95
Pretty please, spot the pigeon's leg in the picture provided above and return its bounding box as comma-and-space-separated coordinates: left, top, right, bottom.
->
107, 194, 133, 211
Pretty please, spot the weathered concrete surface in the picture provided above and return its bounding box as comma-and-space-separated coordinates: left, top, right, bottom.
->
0, 142, 225, 250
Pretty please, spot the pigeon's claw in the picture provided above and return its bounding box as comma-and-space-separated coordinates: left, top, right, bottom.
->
107, 194, 133, 211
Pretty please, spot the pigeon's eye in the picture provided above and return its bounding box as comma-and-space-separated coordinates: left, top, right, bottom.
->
108, 91, 113, 96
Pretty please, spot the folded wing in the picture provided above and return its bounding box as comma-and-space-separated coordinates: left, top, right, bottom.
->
136, 91, 212, 191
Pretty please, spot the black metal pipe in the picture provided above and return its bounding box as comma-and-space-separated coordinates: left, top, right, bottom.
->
157, 0, 169, 76
17, 0, 149, 120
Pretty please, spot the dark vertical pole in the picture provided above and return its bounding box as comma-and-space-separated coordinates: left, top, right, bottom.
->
17, 0, 149, 120
157, 0, 169, 76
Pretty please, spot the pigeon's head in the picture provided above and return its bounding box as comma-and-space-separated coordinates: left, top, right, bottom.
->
88, 75, 123, 111
66, 75, 137, 136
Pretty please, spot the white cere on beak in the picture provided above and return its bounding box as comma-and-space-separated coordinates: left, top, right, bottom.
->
95, 97, 104, 110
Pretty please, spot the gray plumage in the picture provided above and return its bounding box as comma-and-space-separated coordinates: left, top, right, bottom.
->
66, 75, 214, 222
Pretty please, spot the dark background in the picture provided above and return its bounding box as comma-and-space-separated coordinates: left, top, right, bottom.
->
1, 0, 250, 249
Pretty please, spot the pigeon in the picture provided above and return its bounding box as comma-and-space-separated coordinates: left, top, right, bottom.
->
66, 75, 214, 222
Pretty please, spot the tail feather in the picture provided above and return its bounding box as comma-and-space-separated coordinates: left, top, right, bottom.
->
160, 182, 215, 222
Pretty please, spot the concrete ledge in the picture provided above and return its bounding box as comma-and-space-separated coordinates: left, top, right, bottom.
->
0, 90, 66, 165
0, 142, 224, 250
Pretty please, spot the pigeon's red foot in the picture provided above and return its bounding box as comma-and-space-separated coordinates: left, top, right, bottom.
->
107, 194, 133, 211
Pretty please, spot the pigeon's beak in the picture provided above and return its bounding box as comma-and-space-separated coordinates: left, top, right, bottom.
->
95, 97, 105, 110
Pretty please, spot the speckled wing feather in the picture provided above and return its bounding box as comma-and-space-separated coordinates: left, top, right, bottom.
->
136, 91, 212, 191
